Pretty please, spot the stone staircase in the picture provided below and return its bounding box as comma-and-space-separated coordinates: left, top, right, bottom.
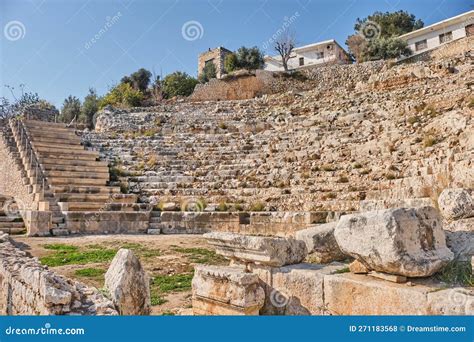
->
0, 196, 26, 235
8, 119, 150, 235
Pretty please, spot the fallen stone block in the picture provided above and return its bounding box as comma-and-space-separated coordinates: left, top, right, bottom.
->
105, 249, 151, 315
438, 188, 474, 221
324, 273, 434, 315
204, 232, 307, 267
295, 222, 346, 263
251, 262, 347, 315
192, 265, 264, 315
334, 207, 454, 277
369, 271, 407, 283
445, 230, 474, 261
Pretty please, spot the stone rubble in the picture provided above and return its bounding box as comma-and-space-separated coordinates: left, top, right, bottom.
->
334, 207, 454, 277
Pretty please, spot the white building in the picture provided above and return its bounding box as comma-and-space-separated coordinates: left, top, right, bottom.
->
264, 39, 351, 72
399, 10, 474, 56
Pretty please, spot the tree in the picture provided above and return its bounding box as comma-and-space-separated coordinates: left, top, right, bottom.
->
274, 31, 296, 71
355, 11, 423, 39
224, 53, 238, 73
99, 83, 144, 108
363, 37, 411, 60
347, 10, 423, 62
345, 34, 368, 62
61, 95, 81, 123
235, 46, 265, 70
121, 68, 152, 92
80, 88, 99, 129
162, 72, 199, 98
1, 85, 42, 119
150, 73, 163, 104
198, 62, 217, 83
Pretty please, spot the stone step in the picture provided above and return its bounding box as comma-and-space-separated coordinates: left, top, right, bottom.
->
0, 227, 26, 234
24, 119, 67, 128
31, 136, 82, 145
0, 222, 25, 229
35, 146, 99, 158
41, 158, 108, 167
32, 141, 86, 151
55, 193, 136, 203
42, 164, 109, 173
59, 202, 149, 212
52, 185, 121, 194
25, 129, 79, 140
45, 170, 110, 180
48, 177, 107, 187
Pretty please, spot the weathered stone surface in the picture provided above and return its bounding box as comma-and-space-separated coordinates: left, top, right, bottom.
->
192, 265, 264, 315
428, 288, 474, 315
349, 260, 369, 274
334, 207, 454, 277
0, 234, 117, 315
204, 232, 307, 266
324, 273, 434, 315
105, 249, 151, 315
295, 222, 346, 263
252, 262, 346, 315
445, 230, 474, 261
438, 188, 474, 221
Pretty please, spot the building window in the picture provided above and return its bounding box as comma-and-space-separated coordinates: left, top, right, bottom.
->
299, 57, 304, 66
415, 39, 427, 51
205, 59, 214, 66
466, 24, 474, 37
315, 52, 324, 59
439, 31, 453, 43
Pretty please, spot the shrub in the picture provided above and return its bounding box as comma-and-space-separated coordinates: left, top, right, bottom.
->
423, 135, 437, 147
235, 46, 265, 70
60, 95, 81, 123
121, 68, 152, 92
250, 201, 265, 212
198, 62, 217, 83
162, 72, 198, 98
80, 88, 99, 129
224, 53, 238, 73
337, 176, 349, 183
216, 201, 229, 212
100, 83, 143, 108
407, 116, 419, 125
468, 98, 474, 109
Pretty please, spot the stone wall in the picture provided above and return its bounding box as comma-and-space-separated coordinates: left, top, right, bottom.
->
0, 131, 36, 213
198, 47, 232, 79
0, 233, 117, 315
191, 70, 274, 101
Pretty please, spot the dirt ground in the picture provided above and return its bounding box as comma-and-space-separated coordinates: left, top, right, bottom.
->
14, 234, 226, 315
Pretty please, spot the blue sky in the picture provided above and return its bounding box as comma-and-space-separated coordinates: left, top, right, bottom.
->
0, 0, 471, 107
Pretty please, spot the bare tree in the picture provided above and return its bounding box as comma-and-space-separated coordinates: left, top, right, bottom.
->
274, 31, 296, 72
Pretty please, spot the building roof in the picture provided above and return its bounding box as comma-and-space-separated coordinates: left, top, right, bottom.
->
264, 39, 348, 62
399, 10, 474, 41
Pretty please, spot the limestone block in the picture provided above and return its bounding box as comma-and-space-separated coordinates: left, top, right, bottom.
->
324, 273, 434, 315
295, 222, 346, 263
334, 207, 454, 277
192, 265, 264, 315
438, 188, 474, 221
204, 232, 307, 266
349, 260, 369, 274
428, 288, 474, 315
105, 249, 151, 315
252, 263, 347, 315
445, 230, 474, 261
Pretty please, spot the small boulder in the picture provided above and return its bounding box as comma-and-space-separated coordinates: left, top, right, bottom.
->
334, 207, 454, 277
438, 188, 474, 221
204, 232, 307, 267
105, 249, 151, 315
295, 222, 346, 263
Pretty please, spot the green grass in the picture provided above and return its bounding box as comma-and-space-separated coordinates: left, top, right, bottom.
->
333, 267, 350, 274
173, 247, 226, 264
42, 244, 78, 252
117, 242, 161, 258
149, 273, 194, 306
74, 267, 106, 278
40, 245, 117, 267
436, 261, 473, 287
